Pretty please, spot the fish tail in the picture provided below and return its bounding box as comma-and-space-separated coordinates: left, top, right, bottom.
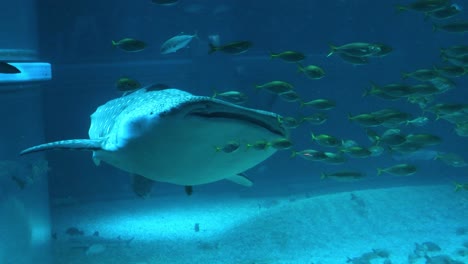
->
362, 87, 370, 97
440, 54, 448, 62
208, 43, 217, 54
111, 40, 118, 47
297, 115, 305, 123
269, 51, 277, 59
310, 132, 316, 141
276, 115, 284, 124
211, 88, 218, 98
193, 30, 199, 40
290, 150, 297, 158
320, 173, 327, 180
432, 24, 439, 32
401, 72, 409, 79
395, 5, 408, 13
423, 12, 430, 21
454, 182, 462, 192
11, 175, 26, 189
20, 139, 102, 156
296, 63, 304, 73
369, 81, 379, 91
0, 62, 21, 74
125, 237, 134, 247
326, 44, 336, 57
377, 168, 384, 176
365, 82, 379, 97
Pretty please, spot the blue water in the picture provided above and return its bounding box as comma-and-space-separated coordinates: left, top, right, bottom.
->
1, 0, 467, 263
35, 0, 467, 199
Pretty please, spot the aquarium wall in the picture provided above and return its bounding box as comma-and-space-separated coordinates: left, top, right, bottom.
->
0, 0, 51, 263
0, 0, 38, 55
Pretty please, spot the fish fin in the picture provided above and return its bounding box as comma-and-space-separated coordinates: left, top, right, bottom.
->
369, 81, 379, 91
269, 51, 276, 59
290, 150, 297, 158
20, 139, 103, 155
296, 63, 304, 73
11, 175, 27, 189
423, 12, 430, 21
362, 88, 370, 97
0, 62, 21, 74
395, 5, 408, 13
125, 237, 134, 247
208, 43, 217, 54
226, 173, 253, 187
132, 174, 154, 198
310, 132, 316, 140
92, 155, 101, 166
377, 168, 383, 176
184, 185, 193, 196
211, 88, 218, 98
326, 44, 336, 57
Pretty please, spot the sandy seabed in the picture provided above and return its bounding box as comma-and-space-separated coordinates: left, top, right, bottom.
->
51, 184, 468, 264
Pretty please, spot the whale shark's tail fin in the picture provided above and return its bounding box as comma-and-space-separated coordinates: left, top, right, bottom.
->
20, 139, 103, 155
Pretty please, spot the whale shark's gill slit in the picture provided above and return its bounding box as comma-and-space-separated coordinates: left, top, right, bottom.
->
187, 112, 285, 137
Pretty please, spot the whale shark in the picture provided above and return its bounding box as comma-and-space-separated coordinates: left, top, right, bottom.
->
20, 88, 288, 188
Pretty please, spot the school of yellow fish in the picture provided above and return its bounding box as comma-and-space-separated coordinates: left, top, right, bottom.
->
113, 0, 467, 191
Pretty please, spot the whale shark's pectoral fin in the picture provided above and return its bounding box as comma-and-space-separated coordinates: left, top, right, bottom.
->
226, 173, 253, 187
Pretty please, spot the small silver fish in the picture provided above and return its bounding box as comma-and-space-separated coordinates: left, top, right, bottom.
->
160, 32, 198, 54
212, 90, 248, 104
406, 116, 429, 127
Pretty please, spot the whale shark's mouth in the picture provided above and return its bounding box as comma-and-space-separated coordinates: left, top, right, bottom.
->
187, 110, 286, 137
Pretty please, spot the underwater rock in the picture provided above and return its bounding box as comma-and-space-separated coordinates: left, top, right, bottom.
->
425, 254, 464, 264
372, 248, 391, 258
422, 241, 442, 252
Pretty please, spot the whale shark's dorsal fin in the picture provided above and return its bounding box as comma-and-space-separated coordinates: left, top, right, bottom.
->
19, 139, 103, 155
